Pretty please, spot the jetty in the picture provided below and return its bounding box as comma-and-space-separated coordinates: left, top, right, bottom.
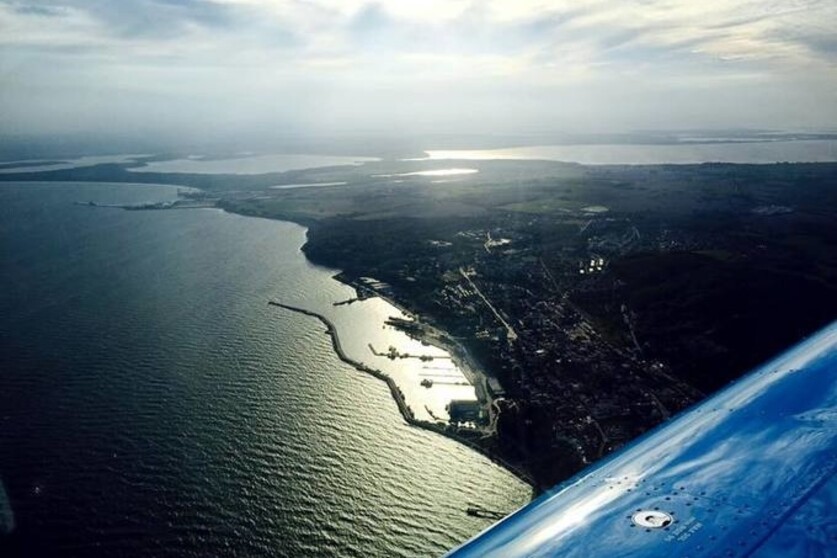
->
466, 505, 508, 521
368, 343, 449, 362
333, 283, 376, 306
269, 301, 416, 421
267, 300, 535, 488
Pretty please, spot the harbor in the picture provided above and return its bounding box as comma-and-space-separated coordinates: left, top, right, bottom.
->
267, 300, 534, 487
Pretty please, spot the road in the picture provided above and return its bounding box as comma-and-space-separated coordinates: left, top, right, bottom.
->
459, 267, 518, 342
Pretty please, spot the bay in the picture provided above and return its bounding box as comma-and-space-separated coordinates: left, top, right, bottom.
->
0, 181, 529, 557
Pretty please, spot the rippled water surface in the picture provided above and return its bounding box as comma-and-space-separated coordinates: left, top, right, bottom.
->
0, 182, 529, 557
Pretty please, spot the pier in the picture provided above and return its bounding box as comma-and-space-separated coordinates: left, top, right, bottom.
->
466, 505, 508, 521
333, 284, 375, 306
368, 343, 449, 362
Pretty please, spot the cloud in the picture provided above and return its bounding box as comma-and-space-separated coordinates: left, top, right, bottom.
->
9, 1, 216, 35
0, 0, 835, 138
4, 0, 836, 71
12, 3, 67, 17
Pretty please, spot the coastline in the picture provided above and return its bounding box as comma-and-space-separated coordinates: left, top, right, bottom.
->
112, 199, 535, 488
267, 300, 534, 488
175, 200, 536, 489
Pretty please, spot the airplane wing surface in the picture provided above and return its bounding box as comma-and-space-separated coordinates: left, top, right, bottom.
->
445, 321, 836, 558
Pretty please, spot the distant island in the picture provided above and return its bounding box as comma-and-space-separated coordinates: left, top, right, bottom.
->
5, 155, 836, 490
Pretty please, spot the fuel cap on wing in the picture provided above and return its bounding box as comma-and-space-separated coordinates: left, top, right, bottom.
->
632, 510, 674, 529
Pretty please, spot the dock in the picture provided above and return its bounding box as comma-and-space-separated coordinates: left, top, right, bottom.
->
368, 343, 450, 362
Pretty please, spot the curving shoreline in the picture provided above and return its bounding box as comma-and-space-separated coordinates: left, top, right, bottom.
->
267, 300, 534, 487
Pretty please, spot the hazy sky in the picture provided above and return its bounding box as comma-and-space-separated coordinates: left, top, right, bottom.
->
1, 0, 836, 141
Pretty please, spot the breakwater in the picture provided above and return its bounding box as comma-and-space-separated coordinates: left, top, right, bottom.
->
267, 300, 535, 488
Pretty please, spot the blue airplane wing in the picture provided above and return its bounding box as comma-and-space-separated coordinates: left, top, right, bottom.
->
445, 321, 837, 558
